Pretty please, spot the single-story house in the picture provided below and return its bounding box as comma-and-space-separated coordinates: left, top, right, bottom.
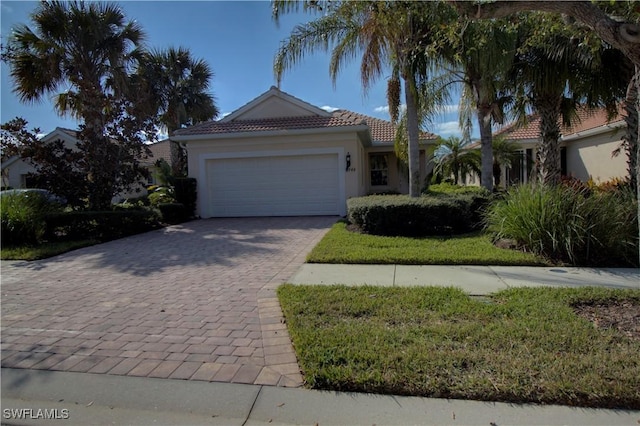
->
1, 127, 171, 200
464, 106, 628, 187
172, 86, 438, 218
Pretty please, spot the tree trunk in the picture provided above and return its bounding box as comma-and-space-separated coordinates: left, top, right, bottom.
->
535, 96, 562, 186
170, 140, 187, 177
404, 78, 421, 197
624, 70, 639, 195
80, 86, 114, 211
477, 104, 494, 191
634, 67, 640, 268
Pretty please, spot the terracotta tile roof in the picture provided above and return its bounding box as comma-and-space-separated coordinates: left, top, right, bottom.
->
496, 106, 625, 140
174, 114, 361, 136
175, 109, 438, 143
332, 110, 438, 143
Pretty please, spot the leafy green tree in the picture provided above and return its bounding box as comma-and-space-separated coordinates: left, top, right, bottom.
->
137, 47, 219, 177
2, 1, 154, 210
274, 0, 455, 196
433, 136, 480, 185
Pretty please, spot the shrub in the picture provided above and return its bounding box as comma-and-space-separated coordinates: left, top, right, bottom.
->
116, 194, 150, 207
1, 192, 61, 245
148, 186, 175, 206
347, 192, 491, 237
173, 178, 197, 218
484, 184, 639, 267
44, 209, 161, 242
426, 183, 490, 195
158, 203, 188, 224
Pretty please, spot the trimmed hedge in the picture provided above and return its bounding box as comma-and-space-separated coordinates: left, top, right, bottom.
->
173, 177, 197, 218
44, 209, 160, 242
158, 202, 188, 224
347, 193, 491, 237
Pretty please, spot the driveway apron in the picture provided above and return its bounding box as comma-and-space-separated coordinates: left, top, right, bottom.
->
1, 217, 336, 386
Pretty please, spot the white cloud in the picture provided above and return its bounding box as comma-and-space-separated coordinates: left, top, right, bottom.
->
1, 4, 13, 13
320, 105, 340, 112
434, 121, 462, 137
373, 104, 406, 115
221, 112, 232, 118
441, 104, 459, 114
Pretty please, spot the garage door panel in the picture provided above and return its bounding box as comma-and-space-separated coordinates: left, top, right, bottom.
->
207, 154, 340, 217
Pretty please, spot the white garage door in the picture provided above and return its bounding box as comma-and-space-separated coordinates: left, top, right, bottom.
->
206, 154, 341, 217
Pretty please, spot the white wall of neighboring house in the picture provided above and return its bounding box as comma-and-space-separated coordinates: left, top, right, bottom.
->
1, 130, 170, 203
563, 125, 627, 183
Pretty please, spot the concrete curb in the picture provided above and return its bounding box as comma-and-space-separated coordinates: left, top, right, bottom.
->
3, 369, 639, 426
289, 265, 640, 294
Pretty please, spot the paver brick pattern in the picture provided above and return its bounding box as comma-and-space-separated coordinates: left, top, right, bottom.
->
1, 217, 335, 386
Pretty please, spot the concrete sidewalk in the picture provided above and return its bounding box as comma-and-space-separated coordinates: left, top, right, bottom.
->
3, 368, 639, 426
289, 264, 640, 294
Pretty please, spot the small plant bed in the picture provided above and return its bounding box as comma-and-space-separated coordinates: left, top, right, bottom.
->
307, 221, 548, 265
278, 285, 640, 408
1, 240, 99, 261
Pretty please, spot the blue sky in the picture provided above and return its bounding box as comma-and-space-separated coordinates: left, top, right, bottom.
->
1, 1, 468, 139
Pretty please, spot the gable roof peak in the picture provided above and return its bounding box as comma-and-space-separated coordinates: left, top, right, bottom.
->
220, 86, 331, 123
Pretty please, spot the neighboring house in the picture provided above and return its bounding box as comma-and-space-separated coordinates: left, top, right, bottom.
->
172, 86, 438, 218
1, 127, 78, 190
464, 106, 628, 187
0, 127, 171, 201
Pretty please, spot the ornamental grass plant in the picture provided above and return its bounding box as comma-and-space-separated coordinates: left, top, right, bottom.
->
484, 183, 638, 267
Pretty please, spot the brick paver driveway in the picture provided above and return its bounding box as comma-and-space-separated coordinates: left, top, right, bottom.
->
1, 217, 336, 386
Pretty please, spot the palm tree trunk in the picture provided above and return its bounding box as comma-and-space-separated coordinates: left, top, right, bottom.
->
404, 78, 421, 197
624, 70, 638, 195
80, 84, 114, 210
632, 67, 640, 268
477, 104, 494, 191
535, 96, 562, 186
170, 140, 187, 177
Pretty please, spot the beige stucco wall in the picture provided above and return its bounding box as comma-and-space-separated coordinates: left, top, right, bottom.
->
364, 145, 435, 194
186, 130, 364, 217
564, 128, 627, 183
3, 160, 36, 189
231, 97, 318, 120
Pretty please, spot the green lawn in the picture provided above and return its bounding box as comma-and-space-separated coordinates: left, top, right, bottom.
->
0, 240, 98, 261
307, 221, 548, 265
278, 284, 640, 408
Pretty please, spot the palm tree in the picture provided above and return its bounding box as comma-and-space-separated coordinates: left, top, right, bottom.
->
3, 1, 144, 209
433, 136, 481, 185
491, 135, 520, 187
273, 1, 455, 197
415, 17, 517, 192
510, 12, 627, 186
137, 47, 219, 177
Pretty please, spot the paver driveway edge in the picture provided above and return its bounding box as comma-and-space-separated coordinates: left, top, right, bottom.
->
255, 217, 334, 387
1, 217, 337, 388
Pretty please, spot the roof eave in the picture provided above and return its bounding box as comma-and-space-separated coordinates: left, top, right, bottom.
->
173, 124, 371, 142
561, 120, 625, 142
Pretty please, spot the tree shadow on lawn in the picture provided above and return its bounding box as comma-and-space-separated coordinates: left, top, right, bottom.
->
7, 216, 337, 277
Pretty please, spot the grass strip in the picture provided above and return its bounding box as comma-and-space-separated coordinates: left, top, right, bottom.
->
1, 240, 99, 260
307, 222, 548, 265
278, 284, 640, 408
